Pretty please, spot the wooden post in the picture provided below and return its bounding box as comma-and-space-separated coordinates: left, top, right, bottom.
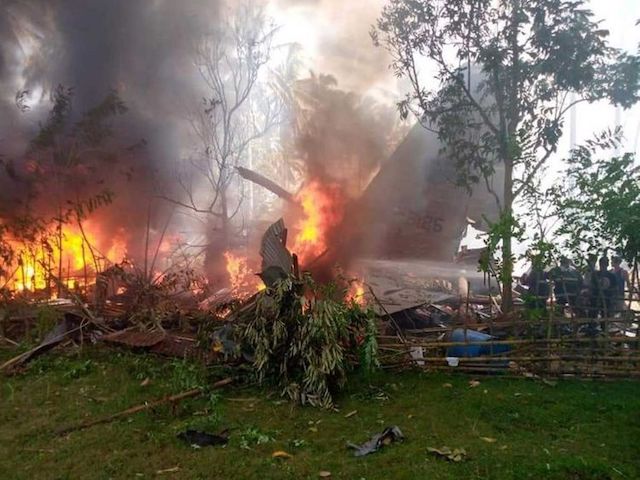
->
82, 240, 88, 294
58, 213, 63, 299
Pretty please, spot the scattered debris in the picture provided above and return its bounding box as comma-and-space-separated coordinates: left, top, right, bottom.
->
271, 450, 293, 459
102, 329, 166, 348
427, 446, 467, 462
318, 471, 332, 477
446, 357, 459, 367
347, 426, 404, 457
480, 437, 497, 443
410, 346, 425, 365
1, 316, 81, 373
344, 410, 358, 418
447, 328, 511, 358
469, 380, 481, 388
177, 429, 229, 447
156, 466, 180, 474
102, 329, 200, 359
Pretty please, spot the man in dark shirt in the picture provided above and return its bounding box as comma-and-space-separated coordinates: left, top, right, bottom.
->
581, 254, 599, 318
550, 256, 582, 310
592, 256, 618, 326
611, 256, 629, 313
523, 266, 550, 312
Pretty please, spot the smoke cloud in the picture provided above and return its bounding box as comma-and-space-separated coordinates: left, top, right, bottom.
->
0, 0, 402, 277
273, 0, 395, 95
0, 0, 224, 258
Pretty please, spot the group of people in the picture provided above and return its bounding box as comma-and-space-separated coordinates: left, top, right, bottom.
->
522, 254, 630, 318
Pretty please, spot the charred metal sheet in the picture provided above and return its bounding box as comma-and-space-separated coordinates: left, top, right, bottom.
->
259, 218, 292, 282
102, 329, 166, 348
150, 335, 197, 358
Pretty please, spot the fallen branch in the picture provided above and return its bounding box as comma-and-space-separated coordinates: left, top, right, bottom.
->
54, 377, 233, 436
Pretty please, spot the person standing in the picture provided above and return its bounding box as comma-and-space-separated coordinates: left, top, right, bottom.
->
592, 256, 618, 329
583, 254, 599, 319
550, 256, 582, 311
611, 256, 630, 313
523, 266, 550, 313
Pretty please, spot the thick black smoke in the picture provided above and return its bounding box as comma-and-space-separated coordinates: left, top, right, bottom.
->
0, 0, 221, 258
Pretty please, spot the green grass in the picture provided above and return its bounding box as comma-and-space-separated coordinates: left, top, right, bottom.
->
1, 346, 639, 479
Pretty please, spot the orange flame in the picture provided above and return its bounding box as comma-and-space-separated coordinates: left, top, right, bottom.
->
8, 224, 128, 293
224, 251, 264, 296
291, 181, 345, 265
346, 279, 366, 306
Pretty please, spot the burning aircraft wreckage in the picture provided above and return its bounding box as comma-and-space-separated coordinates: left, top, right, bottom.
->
7, 1, 633, 395
1, 118, 505, 378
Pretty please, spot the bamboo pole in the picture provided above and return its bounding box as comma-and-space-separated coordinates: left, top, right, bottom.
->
54, 377, 233, 436
380, 335, 640, 349
378, 355, 640, 363
82, 239, 88, 292
58, 211, 63, 298
382, 364, 640, 378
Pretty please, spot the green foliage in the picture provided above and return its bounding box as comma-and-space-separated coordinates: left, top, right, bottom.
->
373, 0, 640, 307
238, 426, 275, 449
289, 438, 307, 449
359, 308, 380, 376
373, 0, 640, 188
29, 354, 93, 380
551, 129, 640, 268
524, 237, 556, 271
168, 358, 208, 393
235, 273, 378, 408
479, 210, 524, 280
3, 348, 640, 479
63, 359, 94, 379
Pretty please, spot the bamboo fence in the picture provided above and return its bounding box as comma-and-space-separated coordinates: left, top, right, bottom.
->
378, 294, 640, 379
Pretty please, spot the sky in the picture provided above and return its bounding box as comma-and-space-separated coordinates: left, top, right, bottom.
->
566, 0, 640, 156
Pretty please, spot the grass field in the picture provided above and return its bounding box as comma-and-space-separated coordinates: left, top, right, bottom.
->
1, 346, 639, 480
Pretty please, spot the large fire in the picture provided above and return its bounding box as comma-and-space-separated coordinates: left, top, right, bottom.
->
291, 180, 345, 265
224, 251, 264, 297
6, 224, 128, 293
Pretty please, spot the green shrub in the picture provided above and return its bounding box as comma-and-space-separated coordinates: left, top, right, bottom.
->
234, 273, 377, 408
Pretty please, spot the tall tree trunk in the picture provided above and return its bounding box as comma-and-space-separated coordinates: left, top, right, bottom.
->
220, 187, 230, 250
501, 0, 521, 313
501, 158, 514, 311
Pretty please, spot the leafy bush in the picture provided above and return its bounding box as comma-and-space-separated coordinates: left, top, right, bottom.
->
238, 427, 275, 449
234, 273, 377, 408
